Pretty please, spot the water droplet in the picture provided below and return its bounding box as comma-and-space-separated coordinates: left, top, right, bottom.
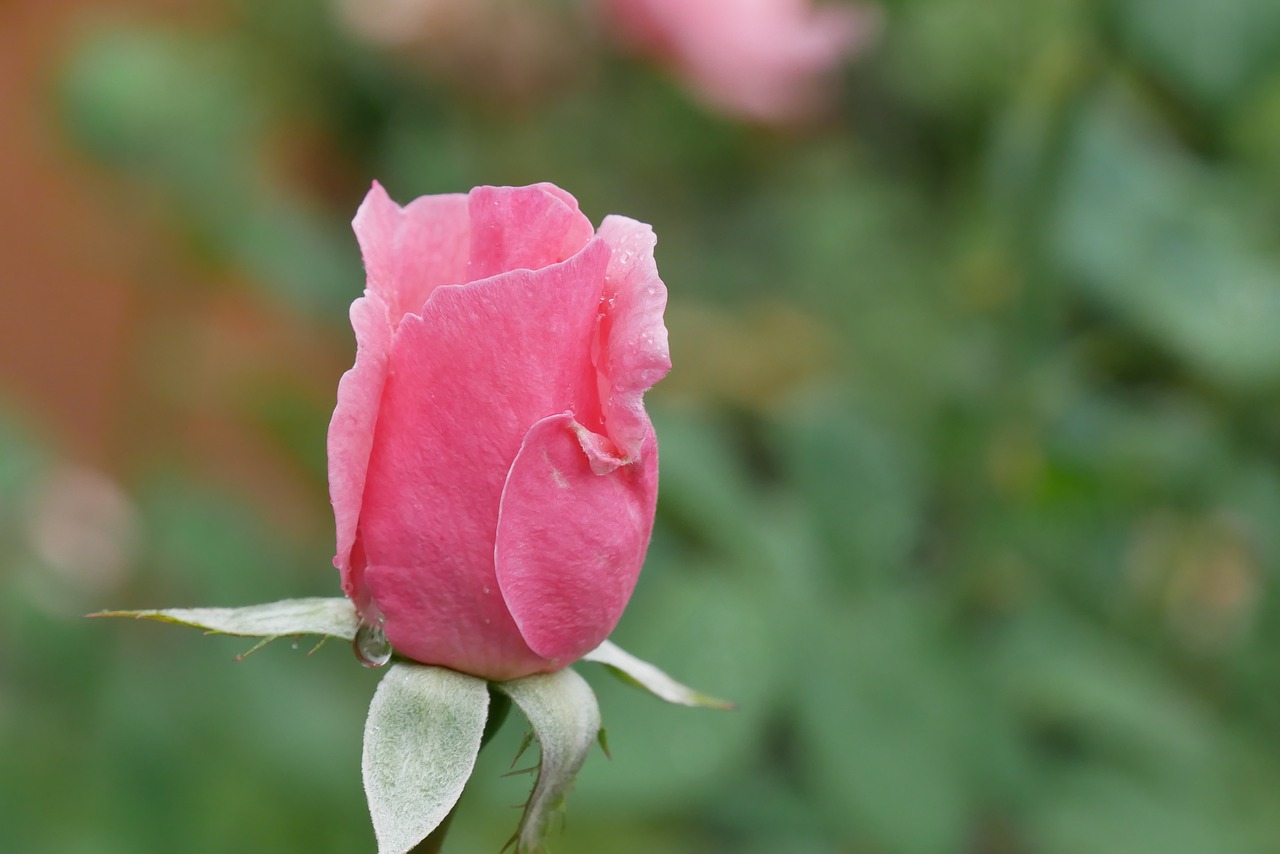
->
482, 586, 491, 594
353, 619, 392, 668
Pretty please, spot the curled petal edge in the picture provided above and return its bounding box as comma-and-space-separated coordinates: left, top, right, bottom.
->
495, 414, 657, 663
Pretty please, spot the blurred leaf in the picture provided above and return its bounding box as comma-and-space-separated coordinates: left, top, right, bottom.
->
1047, 390, 1231, 499
648, 405, 769, 559
1029, 768, 1249, 854
769, 394, 924, 588
59, 24, 359, 317
1118, 0, 1280, 109
994, 610, 1215, 776
137, 474, 313, 603
796, 594, 998, 853
60, 26, 256, 194
1050, 87, 1280, 387
887, 0, 1086, 122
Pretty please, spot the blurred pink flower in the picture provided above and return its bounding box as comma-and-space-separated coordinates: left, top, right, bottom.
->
24, 464, 138, 607
329, 182, 670, 680
601, 0, 878, 124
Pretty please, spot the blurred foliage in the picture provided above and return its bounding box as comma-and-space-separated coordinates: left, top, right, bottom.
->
5, 0, 1280, 851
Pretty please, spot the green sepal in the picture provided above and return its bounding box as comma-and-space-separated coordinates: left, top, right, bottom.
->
91, 597, 359, 643
497, 668, 602, 852
582, 640, 733, 709
362, 663, 489, 854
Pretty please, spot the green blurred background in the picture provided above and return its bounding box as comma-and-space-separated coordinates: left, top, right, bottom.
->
5, 0, 1280, 851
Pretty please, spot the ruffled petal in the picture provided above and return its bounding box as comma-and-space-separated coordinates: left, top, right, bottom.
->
352, 182, 470, 327
594, 215, 671, 462
355, 240, 611, 678
495, 413, 658, 662
328, 291, 393, 602
467, 185, 595, 280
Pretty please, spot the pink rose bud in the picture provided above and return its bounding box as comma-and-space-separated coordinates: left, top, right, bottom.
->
328, 183, 670, 681
601, 0, 879, 125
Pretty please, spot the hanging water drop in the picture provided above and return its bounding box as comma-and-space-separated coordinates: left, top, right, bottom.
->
352, 619, 392, 668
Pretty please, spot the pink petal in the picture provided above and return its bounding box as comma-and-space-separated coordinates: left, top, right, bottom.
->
355, 240, 611, 679
495, 413, 658, 662
467, 185, 596, 280
328, 291, 393, 605
352, 182, 470, 327
594, 215, 671, 464
363, 556, 550, 681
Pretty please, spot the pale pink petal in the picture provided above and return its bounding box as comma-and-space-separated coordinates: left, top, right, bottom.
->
352, 182, 470, 326
594, 215, 670, 464
495, 413, 658, 662
328, 291, 393, 605
467, 184, 596, 280
355, 240, 611, 679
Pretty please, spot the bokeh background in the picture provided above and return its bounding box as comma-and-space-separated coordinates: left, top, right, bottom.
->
5, 0, 1280, 851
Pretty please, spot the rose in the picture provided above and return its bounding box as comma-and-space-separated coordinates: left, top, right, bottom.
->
600, 0, 878, 124
328, 182, 670, 681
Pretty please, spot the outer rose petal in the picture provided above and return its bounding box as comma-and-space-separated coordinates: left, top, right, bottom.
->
352, 182, 470, 326
495, 414, 658, 662
356, 240, 611, 680
328, 291, 393, 605
468, 185, 595, 280
594, 215, 671, 464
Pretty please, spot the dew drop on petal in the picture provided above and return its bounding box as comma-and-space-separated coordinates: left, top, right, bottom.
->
353, 619, 392, 668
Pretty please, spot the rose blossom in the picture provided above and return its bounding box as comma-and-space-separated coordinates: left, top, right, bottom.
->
600, 0, 878, 124
328, 182, 670, 681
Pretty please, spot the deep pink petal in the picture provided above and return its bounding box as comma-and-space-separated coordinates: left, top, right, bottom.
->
328, 291, 393, 604
363, 559, 550, 681
354, 240, 611, 679
495, 413, 658, 662
352, 182, 470, 326
467, 185, 595, 280
594, 215, 671, 464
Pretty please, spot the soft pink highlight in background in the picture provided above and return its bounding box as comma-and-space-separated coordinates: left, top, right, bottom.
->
601, 0, 879, 124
